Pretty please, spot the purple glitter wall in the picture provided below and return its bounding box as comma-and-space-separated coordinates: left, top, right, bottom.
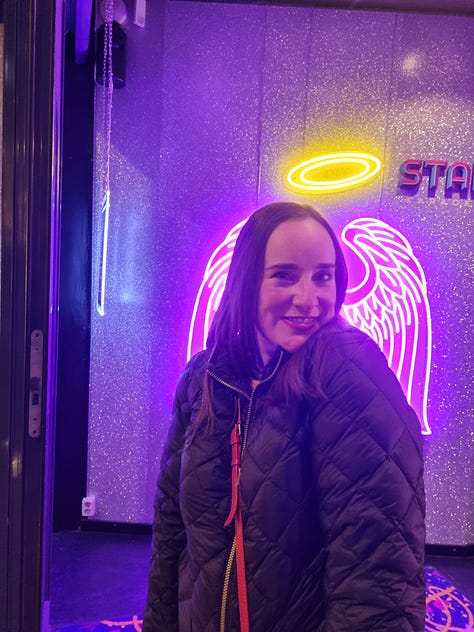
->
88, 2, 474, 544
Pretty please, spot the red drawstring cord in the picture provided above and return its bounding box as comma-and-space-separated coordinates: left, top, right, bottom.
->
224, 416, 241, 528
224, 399, 250, 632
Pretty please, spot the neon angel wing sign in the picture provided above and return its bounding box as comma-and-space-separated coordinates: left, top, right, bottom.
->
340, 218, 432, 435
187, 216, 432, 435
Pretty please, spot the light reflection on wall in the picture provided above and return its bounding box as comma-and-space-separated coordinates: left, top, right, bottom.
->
188, 216, 432, 434
97, 191, 110, 316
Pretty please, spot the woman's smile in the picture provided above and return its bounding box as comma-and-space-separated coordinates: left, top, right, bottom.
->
281, 315, 319, 330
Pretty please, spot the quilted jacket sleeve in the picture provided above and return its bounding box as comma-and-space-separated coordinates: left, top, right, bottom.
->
142, 368, 192, 632
312, 327, 426, 632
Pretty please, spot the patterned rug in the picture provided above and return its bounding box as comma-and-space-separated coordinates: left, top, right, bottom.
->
426, 567, 474, 632
55, 567, 474, 631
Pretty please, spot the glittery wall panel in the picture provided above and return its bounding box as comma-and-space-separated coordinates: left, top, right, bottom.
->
156, 1, 266, 281
88, 3, 168, 522
257, 8, 313, 204
380, 14, 474, 544
88, 2, 267, 522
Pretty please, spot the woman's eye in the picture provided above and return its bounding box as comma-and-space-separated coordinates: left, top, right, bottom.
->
272, 271, 294, 282
314, 272, 333, 284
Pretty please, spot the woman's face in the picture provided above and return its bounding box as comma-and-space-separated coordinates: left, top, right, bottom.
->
256, 217, 337, 365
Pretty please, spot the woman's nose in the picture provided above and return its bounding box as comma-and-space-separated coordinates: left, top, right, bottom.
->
293, 281, 319, 311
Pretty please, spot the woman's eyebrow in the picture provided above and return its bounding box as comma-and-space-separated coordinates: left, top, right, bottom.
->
266, 262, 336, 271
266, 263, 299, 270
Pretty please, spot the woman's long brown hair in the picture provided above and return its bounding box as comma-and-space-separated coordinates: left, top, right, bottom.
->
194, 202, 348, 430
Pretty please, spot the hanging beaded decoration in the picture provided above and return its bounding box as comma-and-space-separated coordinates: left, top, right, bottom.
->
97, 0, 114, 316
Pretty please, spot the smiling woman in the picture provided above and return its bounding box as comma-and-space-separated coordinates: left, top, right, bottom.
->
143, 202, 426, 632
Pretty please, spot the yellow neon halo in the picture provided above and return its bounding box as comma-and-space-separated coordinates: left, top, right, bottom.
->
287, 152, 381, 193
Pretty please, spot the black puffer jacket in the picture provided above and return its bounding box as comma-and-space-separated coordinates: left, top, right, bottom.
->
143, 321, 426, 631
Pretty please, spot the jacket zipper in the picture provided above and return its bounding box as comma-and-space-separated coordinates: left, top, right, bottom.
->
213, 352, 284, 632
220, 537, 236, 632
220, 383, 256, 632
207, 371, 250, 402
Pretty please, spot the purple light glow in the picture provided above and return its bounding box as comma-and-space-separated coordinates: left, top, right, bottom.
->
187, 216, 432, 434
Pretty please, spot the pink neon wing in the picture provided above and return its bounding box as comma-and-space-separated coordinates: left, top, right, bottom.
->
340, 217, 432, 434
187, 219, 247, 360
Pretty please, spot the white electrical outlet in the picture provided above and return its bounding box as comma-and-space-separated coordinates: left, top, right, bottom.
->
82, 495, 97, 518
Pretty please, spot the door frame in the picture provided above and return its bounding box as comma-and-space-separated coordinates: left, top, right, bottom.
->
0, 0, 63, 629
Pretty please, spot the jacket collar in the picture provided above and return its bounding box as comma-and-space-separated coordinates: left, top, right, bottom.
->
207, 346, 290, 397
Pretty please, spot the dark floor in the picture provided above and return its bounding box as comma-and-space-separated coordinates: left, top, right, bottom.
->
50, 531, 151, 629
50, 530, 474, 630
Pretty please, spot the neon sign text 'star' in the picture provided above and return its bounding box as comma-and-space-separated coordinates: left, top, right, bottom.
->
400, 159, 474, 193
287, 152, 381, 193
188, 216, 432, 435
